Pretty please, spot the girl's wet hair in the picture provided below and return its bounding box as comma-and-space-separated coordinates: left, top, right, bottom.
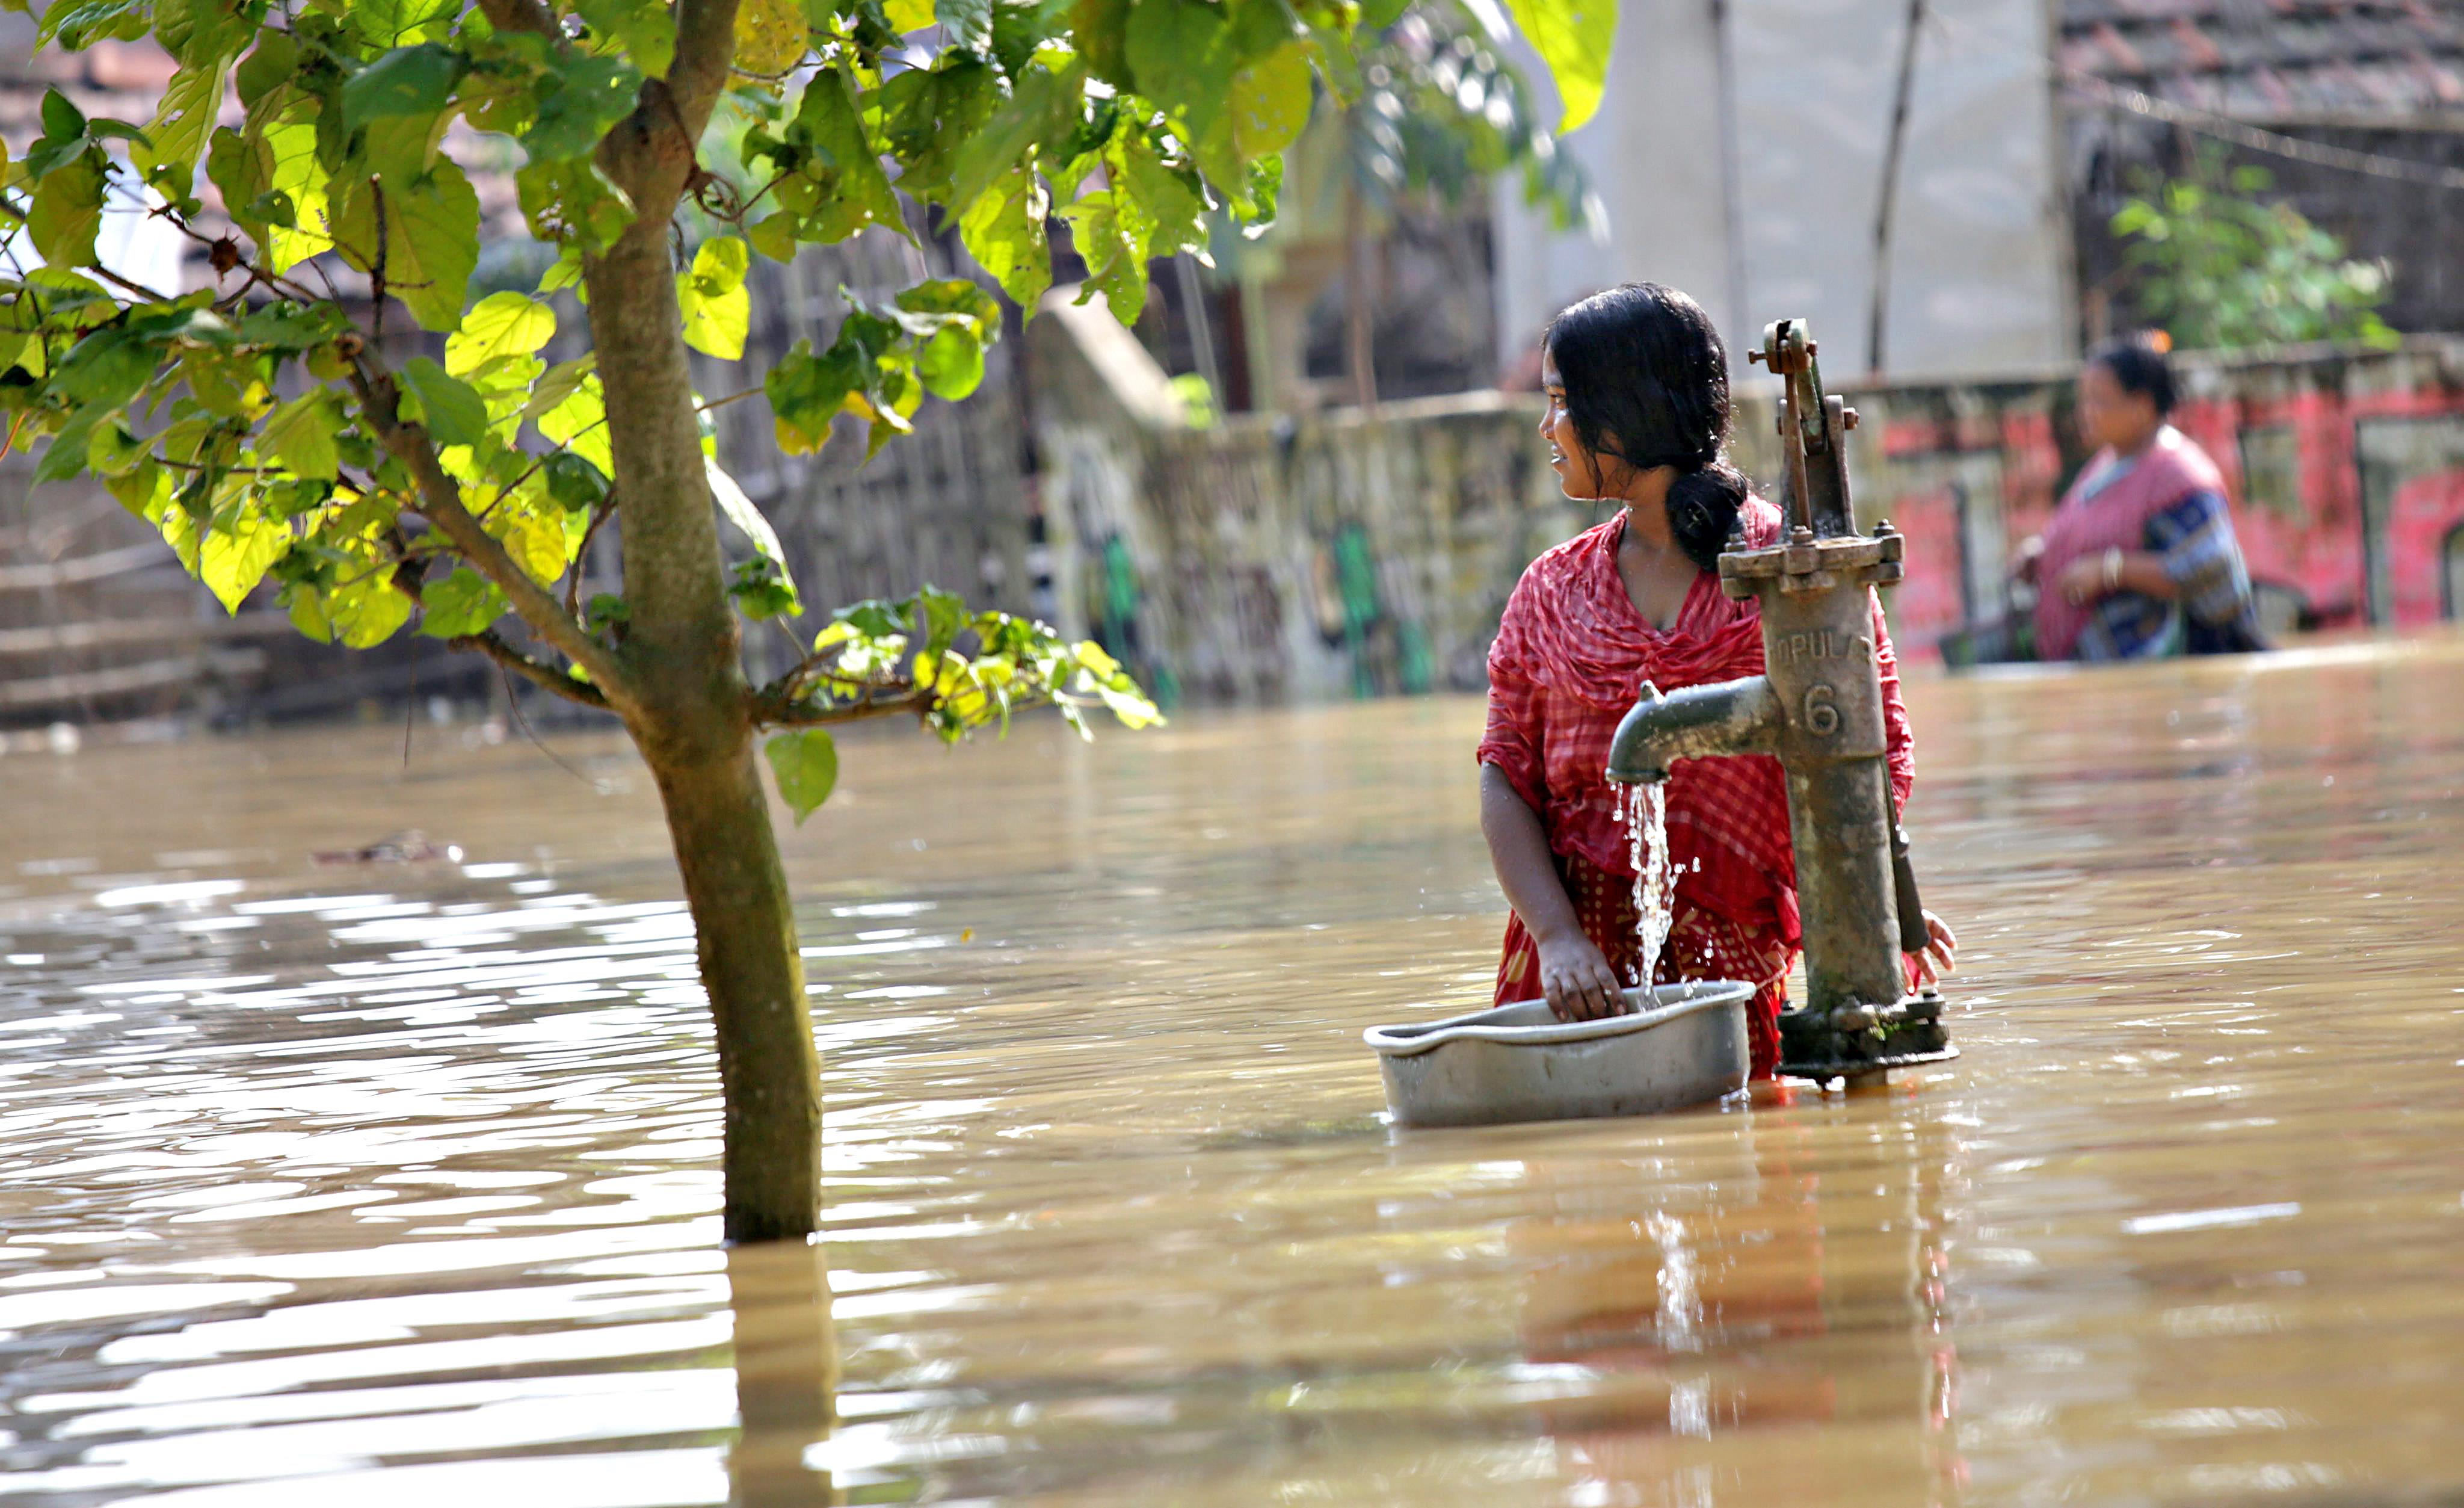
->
2087, 333, 2178, 416
1544, 282, 1749, 574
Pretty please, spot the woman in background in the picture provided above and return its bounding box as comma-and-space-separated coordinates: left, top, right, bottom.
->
1478, 283, 1953, 1080
2019, 334, 2267, 661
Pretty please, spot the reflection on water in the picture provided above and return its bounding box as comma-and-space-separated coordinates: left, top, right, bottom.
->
4, 638, 2464, 1504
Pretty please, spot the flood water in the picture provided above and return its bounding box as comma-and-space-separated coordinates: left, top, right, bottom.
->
3, 637, 2462, 1506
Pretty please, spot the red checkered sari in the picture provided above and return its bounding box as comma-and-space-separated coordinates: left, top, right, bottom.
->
1478, 501, 1915, 1077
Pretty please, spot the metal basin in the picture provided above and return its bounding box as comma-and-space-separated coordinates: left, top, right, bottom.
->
1365, 980, 1755, 1128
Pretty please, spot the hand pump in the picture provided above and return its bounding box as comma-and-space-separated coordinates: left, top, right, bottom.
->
1604, 319, 1955, 1081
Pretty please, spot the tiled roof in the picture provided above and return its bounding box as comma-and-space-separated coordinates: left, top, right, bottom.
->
2058, 0, 2464, 122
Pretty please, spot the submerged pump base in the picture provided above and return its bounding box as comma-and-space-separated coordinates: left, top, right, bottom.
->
1776, 987, 1957, 1083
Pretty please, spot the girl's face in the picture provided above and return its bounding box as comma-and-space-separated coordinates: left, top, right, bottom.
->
2077, 360, 2160, 453
1540, 348, 1612, 500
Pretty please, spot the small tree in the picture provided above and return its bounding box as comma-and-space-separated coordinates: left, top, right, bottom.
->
1302, 0, 1603, 403
2110, 146, 2398, 351
2, 0, 1610, 1240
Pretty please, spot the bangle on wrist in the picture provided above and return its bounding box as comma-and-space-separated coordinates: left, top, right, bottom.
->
2102, 546, 2123, 591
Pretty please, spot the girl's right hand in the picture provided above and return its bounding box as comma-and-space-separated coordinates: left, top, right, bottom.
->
1538, 931, 1628, 1021
2012, 535, 2046, 585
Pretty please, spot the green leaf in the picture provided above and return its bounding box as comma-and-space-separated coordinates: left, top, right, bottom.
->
132, 55, 231, 194
154, 492, 200, 573
341, 45, 463, 132
1227, 150, 1281, 226
526, 54, 642, 161
106, 459, 171, 519
576, 0, 677, 77
792, 69, 901, 238
40, 87, 86, 143
883, 0, 932, 28
29, 156, 106, 269
678, 235, 751, 359
486, 481, 574, 583
946, 63, 1074, 212
42, 0, 150, 49
937, 0, 993, 54
354, 0, 461, 46
916, 325, 984, 401
747, 212, 799, 262
1503, 0, 1616, 133
417, 564, 510, 637
330, 160, 478, 331
260, 121, 332, 272
893, 277, 999, 335
283, 581, 334, 642
1116, 135, 1209, 256
52, 327, 156, 410
878, 59, 1000, 202
1228, 40, 1310, 159
543, 450, 608, 510
34, 407, 105, 485
959, 167, 1052, 309
235, 31, 298, 108
516, 156, 636, 252
260, 390, 342, 481
1124, 0, 1237, 177
1072, 0, 1132, 86
765, 728, 839, 824
735, 0, 810, 75
200, 505, 289, 613
536, 369, 614, 472
730, 557, 799, 620
764, 340, 863, 455
397, 357, 490, 447
707, 454, 799, 611
896, 279, 999, 400
328, 570, 415, 647
523, 354, 597, 422
1059, 187, 1152, 326
447, 292, 558, 378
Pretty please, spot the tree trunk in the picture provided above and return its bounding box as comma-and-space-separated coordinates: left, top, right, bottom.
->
649, 741, 821, 1243
586, 199, 822, 1243
727, 1240, 840, 1504
1343, 178, 1378, 411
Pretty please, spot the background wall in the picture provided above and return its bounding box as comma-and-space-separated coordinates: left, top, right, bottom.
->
1030, 320, 2464, 705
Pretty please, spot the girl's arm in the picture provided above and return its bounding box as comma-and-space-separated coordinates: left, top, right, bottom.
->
1481, 764, 1625, 1020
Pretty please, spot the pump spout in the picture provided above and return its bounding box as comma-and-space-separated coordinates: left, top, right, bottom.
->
1606, 676, 1783, 785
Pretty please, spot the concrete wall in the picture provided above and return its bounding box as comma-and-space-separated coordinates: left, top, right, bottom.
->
1029, 312, 2464, 701
1030, 295, 1588, 705
1492, 0, 2074, 382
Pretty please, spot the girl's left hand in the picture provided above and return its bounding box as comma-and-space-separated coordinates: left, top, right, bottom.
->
2055, 555, 2107, 606
1906, 909, 1957, 987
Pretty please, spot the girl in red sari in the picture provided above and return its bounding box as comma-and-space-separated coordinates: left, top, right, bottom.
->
1479, 284, 1955, 1078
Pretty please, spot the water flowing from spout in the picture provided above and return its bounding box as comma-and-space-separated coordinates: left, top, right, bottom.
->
1623, 781, 1678, 990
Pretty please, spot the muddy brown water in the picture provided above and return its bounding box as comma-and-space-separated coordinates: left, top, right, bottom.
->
2, 639, 2461, 1506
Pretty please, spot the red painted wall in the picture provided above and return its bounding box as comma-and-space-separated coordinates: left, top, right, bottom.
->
1855, 347, 2464, 657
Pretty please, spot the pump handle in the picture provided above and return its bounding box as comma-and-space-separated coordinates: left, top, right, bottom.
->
1887, 790, 1929, 956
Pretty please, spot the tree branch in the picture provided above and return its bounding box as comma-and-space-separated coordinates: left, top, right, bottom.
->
453, 629, 615, 711
342, 357, 638, 715
748, 646, 888, 718
564, 492, 618, 620
757, 685, 928, 728
666, 0, 748, 144
593, 0, 743, 214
